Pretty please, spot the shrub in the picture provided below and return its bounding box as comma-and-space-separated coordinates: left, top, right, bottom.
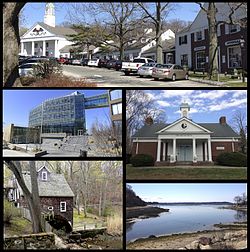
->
4, 199, 21, 224
106, 211, 122, 236
216, 152, 247, 167
130, 154, 154, 167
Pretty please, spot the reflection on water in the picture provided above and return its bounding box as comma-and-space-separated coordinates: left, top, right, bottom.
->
126, 205, 247, 242
234, 210, 247, 221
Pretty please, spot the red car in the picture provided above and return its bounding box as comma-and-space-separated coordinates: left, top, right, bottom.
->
58, 57, 69, 64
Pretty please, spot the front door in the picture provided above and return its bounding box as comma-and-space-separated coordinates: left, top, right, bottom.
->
178, 145, 192, 161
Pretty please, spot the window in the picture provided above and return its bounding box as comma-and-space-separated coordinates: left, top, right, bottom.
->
196, 31, 203, 41
179, 35, 187, 45
60, 202, 66, 212
196, 51, 206, 69
110, 90, 122, 101
41, 171, 47, 181
180, 54, 188, 66
35, 43, 38, 48
228, 46, 241, 68
229, 24, 239, 34
112, 103, 122, 115
46, 42, 49, 48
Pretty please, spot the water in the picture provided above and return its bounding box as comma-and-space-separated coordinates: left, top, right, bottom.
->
126, 204, 247, 242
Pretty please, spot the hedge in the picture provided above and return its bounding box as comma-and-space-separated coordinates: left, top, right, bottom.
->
130, 154, 154, 167
216, 152, 247, 167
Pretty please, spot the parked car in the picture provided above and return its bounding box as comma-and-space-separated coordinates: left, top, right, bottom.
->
106, 59, 117, 69
71, 58, 82, 65
138, 62, 158, 77
152, 64, 189, 81
19, 57, 49, 65
66, 58, 76, 65
88, 58, 100, 67
121, 57, 155, 75
58, 57, 69, 64
81, 58, 89, 66
98, 59, 109, 68
19, 62, 40, 77
114, 60, 123, 71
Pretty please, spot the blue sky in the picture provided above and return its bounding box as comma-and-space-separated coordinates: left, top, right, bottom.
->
21, 2, 200, 28
127, 183, 247, 203
3, 90, 111, 131
145, 90, 247, 126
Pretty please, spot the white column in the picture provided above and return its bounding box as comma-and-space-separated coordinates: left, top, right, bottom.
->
54, 40, 58, 57
21, 42, 24, 55
204, 141, 208, 161
136, 139, 139, 155
163, 142, 166, 161
43, 40, 46, 56
232, 138, 235, 152
193, 138, 197, 162
172, 138, 176, 162
31, 41, 35, 56
157, 138, 161, 162
208, 138, 212, 162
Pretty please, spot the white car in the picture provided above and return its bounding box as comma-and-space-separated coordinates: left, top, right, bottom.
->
71, 59, 81, 65
138, 63, 158, 77
19, 62, 40, 77
87, 58, 100, 67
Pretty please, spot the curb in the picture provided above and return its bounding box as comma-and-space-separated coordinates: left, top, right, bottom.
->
189, 77, 228, 86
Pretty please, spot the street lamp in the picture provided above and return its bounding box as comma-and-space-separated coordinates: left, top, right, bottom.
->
240, 36, 245, 83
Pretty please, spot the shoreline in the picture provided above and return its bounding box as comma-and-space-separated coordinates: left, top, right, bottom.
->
127, 222, 247, 250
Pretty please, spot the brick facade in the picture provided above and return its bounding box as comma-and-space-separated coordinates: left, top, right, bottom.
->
132, 142, 158, 161
191, 24, 247, 73
211, 141, 239, 161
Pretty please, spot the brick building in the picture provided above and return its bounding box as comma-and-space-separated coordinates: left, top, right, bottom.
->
175, 3, 247, 73
131, 103, 240, 165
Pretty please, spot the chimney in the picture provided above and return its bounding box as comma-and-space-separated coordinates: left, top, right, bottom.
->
145, 116, 153, 125
219, 116, 226, 125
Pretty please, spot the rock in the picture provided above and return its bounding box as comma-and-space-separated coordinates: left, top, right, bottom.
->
54, 235, 67, 249
234, 240, 247, 249
185, 241, 199, 249
224, 232, 234, 240
199, 244, 213, 250
178, 248, 187, 250
199, 237, 212, 245
148, 235, 156, 239
212, 233, 224, 242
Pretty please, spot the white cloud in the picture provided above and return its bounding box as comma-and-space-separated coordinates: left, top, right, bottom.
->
209, 98, 247, 111
193, 90, 230, 100
157, 100, 171, 107
232, 90, 247, 98
161, 90, 195, 98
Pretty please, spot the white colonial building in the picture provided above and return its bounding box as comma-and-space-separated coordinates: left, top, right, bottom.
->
20, 3, 76, 58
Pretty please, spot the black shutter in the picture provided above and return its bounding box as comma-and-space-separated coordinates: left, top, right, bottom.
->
179, 37, 181, 45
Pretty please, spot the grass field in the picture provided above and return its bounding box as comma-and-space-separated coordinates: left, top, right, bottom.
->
126, 165, 247, 180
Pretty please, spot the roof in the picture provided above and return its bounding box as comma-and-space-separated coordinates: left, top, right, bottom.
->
132, 122, 240, 138
37, 22, 77, 37
141, 38, 175, 54
20, 173, 74, 197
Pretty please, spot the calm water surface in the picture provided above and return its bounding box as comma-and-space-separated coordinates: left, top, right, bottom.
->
126, 204, 247, 242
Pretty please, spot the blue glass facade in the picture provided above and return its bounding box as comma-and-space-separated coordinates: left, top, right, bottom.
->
29, 92, 86, 135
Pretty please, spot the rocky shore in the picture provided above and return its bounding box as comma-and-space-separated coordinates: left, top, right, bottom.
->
126, 206, 169, 221
127, 222, 247, 250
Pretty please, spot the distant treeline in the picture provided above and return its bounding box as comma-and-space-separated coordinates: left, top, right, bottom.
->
147, 202, 234, 205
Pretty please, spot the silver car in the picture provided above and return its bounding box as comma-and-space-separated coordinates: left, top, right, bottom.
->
152, 64, 189, 81
138, 63, 158, 77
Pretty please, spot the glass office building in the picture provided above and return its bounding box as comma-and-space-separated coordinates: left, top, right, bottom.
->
29, 91, 86, 135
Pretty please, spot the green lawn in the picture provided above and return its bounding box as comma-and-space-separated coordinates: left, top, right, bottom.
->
126, 164, 247, 180
4, 217, 33, 236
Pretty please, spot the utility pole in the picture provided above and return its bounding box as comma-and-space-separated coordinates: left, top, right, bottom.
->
40, 102, 44, 144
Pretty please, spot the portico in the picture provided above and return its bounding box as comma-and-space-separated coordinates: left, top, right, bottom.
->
20, 3, 76, 58
156, 135, 212, 163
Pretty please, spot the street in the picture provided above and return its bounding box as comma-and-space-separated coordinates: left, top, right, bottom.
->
62, 65, 211, 87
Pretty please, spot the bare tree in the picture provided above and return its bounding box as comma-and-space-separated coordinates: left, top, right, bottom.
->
234, 196, 242, 206
230, 110, 247, 154
68, 3, 141, 60
138, 2, 173, 64
126, 90, 166, 154
4, 161, 43, 233
166, 19, 192, 34
196, 2, 246, 79
3, 2, 26, 87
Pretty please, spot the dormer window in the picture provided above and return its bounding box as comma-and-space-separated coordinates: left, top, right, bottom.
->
41, 171, 47, 181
